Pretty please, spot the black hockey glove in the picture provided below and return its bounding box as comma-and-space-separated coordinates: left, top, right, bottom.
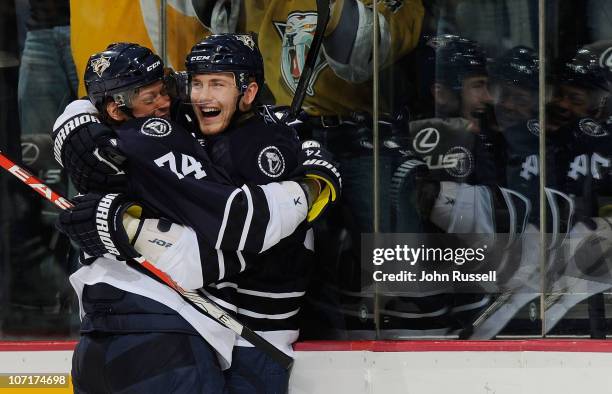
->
291, 140, 342, 222
52, 100, 128, 193
57, 193, 142, 263
390, 158, 439, 225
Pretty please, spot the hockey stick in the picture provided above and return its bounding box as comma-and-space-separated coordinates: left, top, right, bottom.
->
0, 150, 293, 369
289, 0, 331, 118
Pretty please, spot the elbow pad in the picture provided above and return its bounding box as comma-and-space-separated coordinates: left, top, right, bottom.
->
258, 181, 308, 252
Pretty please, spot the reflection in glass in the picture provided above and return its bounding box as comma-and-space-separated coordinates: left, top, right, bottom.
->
544, 40, 612, 338
1, 0, 78, 340
383, 1, 541, 338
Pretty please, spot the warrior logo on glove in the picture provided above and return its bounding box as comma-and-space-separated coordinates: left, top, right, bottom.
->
53, 114, 101, 164
291, 140, 342, 222
302, 149, 342, 188
96, 193, 122, 255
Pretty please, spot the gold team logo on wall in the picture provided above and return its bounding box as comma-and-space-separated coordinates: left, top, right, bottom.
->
274, 11, 327, 96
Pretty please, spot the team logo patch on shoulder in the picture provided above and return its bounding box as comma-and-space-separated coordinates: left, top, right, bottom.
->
527, 119, 540, 136
258, 146, 285, 178
140, 118, 172, 137
579, 118, 607, 137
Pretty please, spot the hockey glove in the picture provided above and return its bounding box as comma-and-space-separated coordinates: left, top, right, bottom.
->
52, 100, 127, 193
571, 217, 612, 281
390, 158, 439, 224
292, 140, 342, 222
59, 193, 200, 287
259, 104, 309, 128
57, 193, 142, 262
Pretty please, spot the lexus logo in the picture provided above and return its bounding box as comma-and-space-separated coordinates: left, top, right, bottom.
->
412, 127, 440, 154
21, 142, 40, 166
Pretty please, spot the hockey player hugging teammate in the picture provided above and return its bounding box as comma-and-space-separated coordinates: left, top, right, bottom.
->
52, 41, 340, 393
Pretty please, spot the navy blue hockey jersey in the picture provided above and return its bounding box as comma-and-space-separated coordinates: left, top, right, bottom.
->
114, 116, 307, 285
205, 112, 314, 334
565, 118, 612, 197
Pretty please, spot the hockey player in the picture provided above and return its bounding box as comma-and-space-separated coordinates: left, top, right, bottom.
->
183, 33, 313, 392
463, 46, 548, 339
389, 35, 530, 334
199, 1, 426, 339
407, 34, 502, 185
492, 46, 544, 218
415, 35, 494, 130
547, 48, 610, 133
470, 46, 612, 338
53, 42, 341, 393
542, 48, 612, 336
66, 0, 427, 338
492, 47, 539, 131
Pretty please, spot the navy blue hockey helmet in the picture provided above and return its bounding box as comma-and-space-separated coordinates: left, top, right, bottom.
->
587, 40, 612, 84
492, 46, 539, 91
185, 33, 264, 93
559, 48, 609, 92
421, 35, 489, 91
85, 42, 164, 110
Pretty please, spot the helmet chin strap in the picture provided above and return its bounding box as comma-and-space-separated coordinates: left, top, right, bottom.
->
233, 71, 254, 109
229, 74, 251, 126
229, 92, 246, 126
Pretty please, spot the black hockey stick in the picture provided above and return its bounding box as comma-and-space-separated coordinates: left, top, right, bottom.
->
0, 150, 294, 369
289, 0, 331, 118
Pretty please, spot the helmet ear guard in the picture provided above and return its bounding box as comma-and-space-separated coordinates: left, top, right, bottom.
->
111, 90, 136, 109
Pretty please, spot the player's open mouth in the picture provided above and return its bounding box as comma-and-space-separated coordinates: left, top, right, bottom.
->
199, 106, 222, 118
